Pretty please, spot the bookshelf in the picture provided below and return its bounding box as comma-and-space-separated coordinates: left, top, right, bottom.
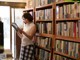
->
35, 0, 54, 60
54, 0, 80, 60
24, 0, 80, 60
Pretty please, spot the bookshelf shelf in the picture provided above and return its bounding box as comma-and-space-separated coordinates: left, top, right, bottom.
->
36, 3, 52, 10
36, 45, 51, 52
36, 20, 52, 22
35, 33, 53, 38
54, 51, 77, 60
56, 1, 74, 5
23, 8, 33, 12
56, 18, 80, 21
56, 36, 80, 43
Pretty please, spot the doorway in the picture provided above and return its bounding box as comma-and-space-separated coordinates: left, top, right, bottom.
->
0, 6, 24, 59
11, 8, 24, 58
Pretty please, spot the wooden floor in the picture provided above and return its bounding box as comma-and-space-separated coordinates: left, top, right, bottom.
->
0, 50, 14, 60
3, 57, 19, 60
3, 58, 13, 60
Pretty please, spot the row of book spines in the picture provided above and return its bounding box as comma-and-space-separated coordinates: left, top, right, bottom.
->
35, 0, 53, 7
26, 0, 80, 9
38, 49, 51, 60
36, 9, 52, 20
56, 3, 80, 19
56, 21, 80, 38
36, 23, 52, 34
55, 39, 79, 58
53, 54, 73, 60
36, 37, 52, 49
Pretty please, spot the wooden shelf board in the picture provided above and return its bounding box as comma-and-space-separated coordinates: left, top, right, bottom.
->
36, 3, 52, 10
35, 33, 53, 38
23, 8, 33, 12
56, 35, 80, 43
56, 18, 80, 21
36, 20, 52, 22
54, 51, 77, 60
56, 1, 74, 5
36, 45, 51, 52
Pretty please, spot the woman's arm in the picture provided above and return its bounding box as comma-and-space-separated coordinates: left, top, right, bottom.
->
18, 25, 36, 40
17, 31, 23, 39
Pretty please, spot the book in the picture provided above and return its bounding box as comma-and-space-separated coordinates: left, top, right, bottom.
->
12, 23, 19, 31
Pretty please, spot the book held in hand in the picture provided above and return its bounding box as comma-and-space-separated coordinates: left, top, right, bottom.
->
12, 23, 19, 31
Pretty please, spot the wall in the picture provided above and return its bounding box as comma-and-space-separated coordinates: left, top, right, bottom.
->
0, 0, 26, 2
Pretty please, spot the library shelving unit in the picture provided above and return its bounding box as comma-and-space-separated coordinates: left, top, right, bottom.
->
24, 1, 55, 60
53, 0, 80, 60
24, 0, 80, 60
34, 0, 54, 60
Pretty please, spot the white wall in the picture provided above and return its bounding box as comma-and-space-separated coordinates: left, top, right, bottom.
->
0, 0, 26, 2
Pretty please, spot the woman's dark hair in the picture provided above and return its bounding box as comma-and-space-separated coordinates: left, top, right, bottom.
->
22, 12, 33, 22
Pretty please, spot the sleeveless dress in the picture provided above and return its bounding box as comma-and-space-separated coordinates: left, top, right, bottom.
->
19, 22, 36, 60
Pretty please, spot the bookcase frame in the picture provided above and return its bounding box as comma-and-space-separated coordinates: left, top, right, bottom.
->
54, 1, 80, 60
24, 0, 80, 60
34, 2, 54, 60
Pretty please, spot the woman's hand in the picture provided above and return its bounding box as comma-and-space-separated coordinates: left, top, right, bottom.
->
18, 28, 23, 34
17, 29, 23, 38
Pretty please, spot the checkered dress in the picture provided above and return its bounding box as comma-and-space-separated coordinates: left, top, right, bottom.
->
19, 44, 35, 60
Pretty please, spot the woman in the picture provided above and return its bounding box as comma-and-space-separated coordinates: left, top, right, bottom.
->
17, 12, 36, 60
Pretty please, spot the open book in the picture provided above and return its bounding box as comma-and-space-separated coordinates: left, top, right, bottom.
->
12, 23, 19, 31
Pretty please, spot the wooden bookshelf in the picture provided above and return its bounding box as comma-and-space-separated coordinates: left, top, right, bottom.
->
36, 45, 51, 52
36, 3, 52, 10
56, 18, 80, 21
24, 0, 80, 60
56, 36, 80, 42
36, 20, 52, 22
23, 8, 33, 12
56, 1, 74, 5
54, 51, 77, 60
35, 33, 53, 38
54, 0, 80, 60
34, 0, 54, 60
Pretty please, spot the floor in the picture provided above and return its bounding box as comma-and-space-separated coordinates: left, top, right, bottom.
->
3, 58, 13, 60
0, 50, 15, 60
